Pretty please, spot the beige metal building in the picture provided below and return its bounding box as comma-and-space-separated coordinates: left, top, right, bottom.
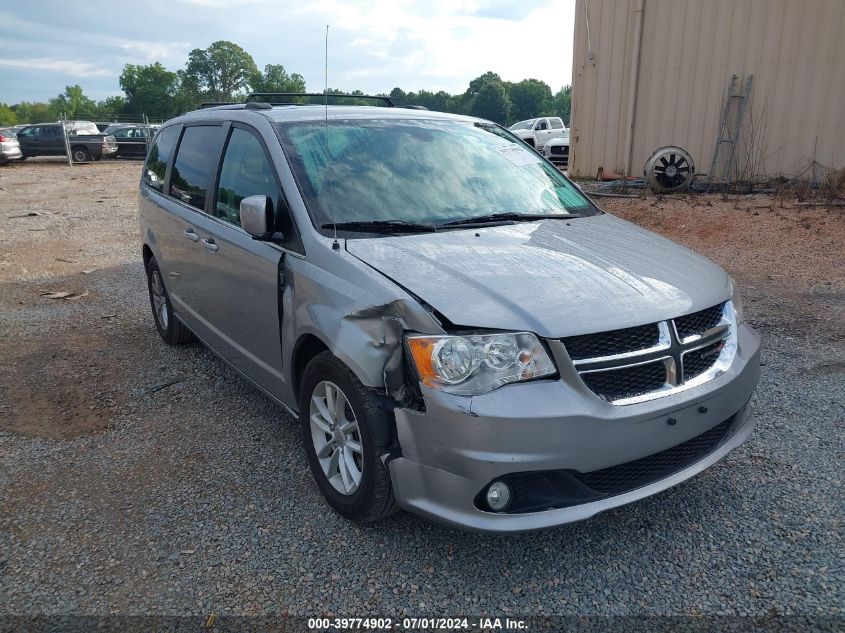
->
569, 0, 845, 180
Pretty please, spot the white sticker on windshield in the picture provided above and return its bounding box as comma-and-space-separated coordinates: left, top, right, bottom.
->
493, 143, 542, 167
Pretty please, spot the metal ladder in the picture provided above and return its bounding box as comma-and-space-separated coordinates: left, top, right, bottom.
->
708, 74, 754, 184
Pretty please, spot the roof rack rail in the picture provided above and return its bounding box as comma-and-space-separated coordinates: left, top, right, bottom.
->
199, 102, 239, 109
245, 92, 394, 107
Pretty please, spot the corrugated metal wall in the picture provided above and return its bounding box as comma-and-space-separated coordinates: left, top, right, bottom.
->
570, 0, 845, 179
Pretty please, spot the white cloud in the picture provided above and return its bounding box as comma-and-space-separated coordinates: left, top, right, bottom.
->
292, 0, 574, 93
0, 1, 576, 102
0, 57, 112, 77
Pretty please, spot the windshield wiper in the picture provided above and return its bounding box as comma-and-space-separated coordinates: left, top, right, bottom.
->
320, 220, 437, 233
439, 212, 576, 227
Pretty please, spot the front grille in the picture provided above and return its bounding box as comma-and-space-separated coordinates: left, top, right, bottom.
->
550, 145, 569, 156
564, 301, 733, 404
580, 360, 667, 402
563, 323, 660, 361
572, 417, 734, 495
674, 302, 726, 340
683, 340, 724, 381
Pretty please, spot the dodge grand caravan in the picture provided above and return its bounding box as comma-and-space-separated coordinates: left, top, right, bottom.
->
138, 95, 760, 533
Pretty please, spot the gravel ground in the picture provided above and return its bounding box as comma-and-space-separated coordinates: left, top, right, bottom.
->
0, 160, 843, 620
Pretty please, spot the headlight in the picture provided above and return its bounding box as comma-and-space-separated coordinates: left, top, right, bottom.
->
406, 332, 556, 395
728, 276, 745, 324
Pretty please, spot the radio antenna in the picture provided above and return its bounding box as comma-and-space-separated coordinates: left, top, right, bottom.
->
325, 24, 339, 251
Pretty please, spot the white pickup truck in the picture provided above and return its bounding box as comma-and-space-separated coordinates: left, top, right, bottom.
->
508, 117, 568, 150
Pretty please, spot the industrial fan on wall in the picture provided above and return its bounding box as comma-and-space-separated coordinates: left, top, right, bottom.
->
644, 146, 695, 192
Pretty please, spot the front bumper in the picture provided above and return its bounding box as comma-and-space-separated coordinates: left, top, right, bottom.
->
388, 323, 760, 533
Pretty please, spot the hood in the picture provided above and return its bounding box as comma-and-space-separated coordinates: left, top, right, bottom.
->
345, 214, 730, 338
546, 136, 570, 147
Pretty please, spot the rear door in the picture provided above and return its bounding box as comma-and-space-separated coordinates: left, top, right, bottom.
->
46, 125, 66, 154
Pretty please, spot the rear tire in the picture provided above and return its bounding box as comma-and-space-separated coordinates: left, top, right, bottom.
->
71, 146, 92, 163
145, 256, 194, 345
299, 351, 399, 523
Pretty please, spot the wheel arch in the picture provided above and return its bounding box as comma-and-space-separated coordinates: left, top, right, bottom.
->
291, 333, 331, 400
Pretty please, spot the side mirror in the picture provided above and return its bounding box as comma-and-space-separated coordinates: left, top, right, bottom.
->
240, 195, 273, 238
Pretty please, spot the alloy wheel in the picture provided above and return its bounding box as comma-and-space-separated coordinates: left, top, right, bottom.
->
309, 380, 364, 495
150, 269, 169, 330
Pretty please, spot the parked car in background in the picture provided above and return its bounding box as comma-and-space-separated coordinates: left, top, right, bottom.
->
508, 117, 568, 150
16, 123, 117, 162
138, 98, 760, 532
0, 128, 23, 164
103, 124, 154, 159
543, 134, 570, 168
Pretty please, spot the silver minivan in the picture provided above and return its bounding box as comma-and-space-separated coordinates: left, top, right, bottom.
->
139, 96, 760, 533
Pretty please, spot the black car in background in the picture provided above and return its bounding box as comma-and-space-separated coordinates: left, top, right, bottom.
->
17, 123, 117, 162
102, 124, 157, 159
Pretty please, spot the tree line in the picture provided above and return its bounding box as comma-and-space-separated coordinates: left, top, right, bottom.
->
0, 41, 571, 127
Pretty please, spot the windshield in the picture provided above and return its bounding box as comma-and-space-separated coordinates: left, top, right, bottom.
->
508, 119, 536, 131
276, 118, 595, 231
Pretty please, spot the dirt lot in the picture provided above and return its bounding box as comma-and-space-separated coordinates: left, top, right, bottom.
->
1, 159, 843, 619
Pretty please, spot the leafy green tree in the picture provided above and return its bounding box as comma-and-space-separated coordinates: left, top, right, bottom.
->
250, 64, 305, 95
508, 79, 553, 122
184, 41, 258, 102
467, 71, 503, 97
553, 85, 572, 124
471, 81, 511, 124
95, 96, 127, 121
0, 104, 17, 126
445, 93, 468, 115
48, 85, 97, 119
11, 102, 53, 123
120, 63, 182, 117
389, 87, 407, 106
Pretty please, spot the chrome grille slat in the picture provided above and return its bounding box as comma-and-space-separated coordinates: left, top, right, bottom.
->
563, 302, 737, 404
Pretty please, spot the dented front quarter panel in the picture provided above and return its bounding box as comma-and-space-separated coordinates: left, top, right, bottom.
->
282, 247, 444, 406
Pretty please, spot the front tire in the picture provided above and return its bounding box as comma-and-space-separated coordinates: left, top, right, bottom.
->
299, 352, 399, 523
145, 256, 194, 345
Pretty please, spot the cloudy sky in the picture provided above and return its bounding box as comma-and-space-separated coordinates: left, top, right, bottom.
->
0, 0, 575, 104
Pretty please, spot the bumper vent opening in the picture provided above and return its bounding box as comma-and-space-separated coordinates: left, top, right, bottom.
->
573, 417, 733, 494
474, 412, 741, 514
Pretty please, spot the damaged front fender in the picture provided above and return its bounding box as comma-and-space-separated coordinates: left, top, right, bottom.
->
287, 254, 445, 403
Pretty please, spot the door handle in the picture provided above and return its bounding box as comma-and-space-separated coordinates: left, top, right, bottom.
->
202, 238, 219, 252
184, 228, 199, 242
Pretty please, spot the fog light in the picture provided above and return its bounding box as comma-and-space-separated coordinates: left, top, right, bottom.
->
486, 481, 511, 511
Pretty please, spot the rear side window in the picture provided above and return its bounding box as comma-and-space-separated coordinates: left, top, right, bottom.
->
215, 128, 278, 226
143, 126, 180, 192
550, 118, 563, 129
169, 126, 224, 210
